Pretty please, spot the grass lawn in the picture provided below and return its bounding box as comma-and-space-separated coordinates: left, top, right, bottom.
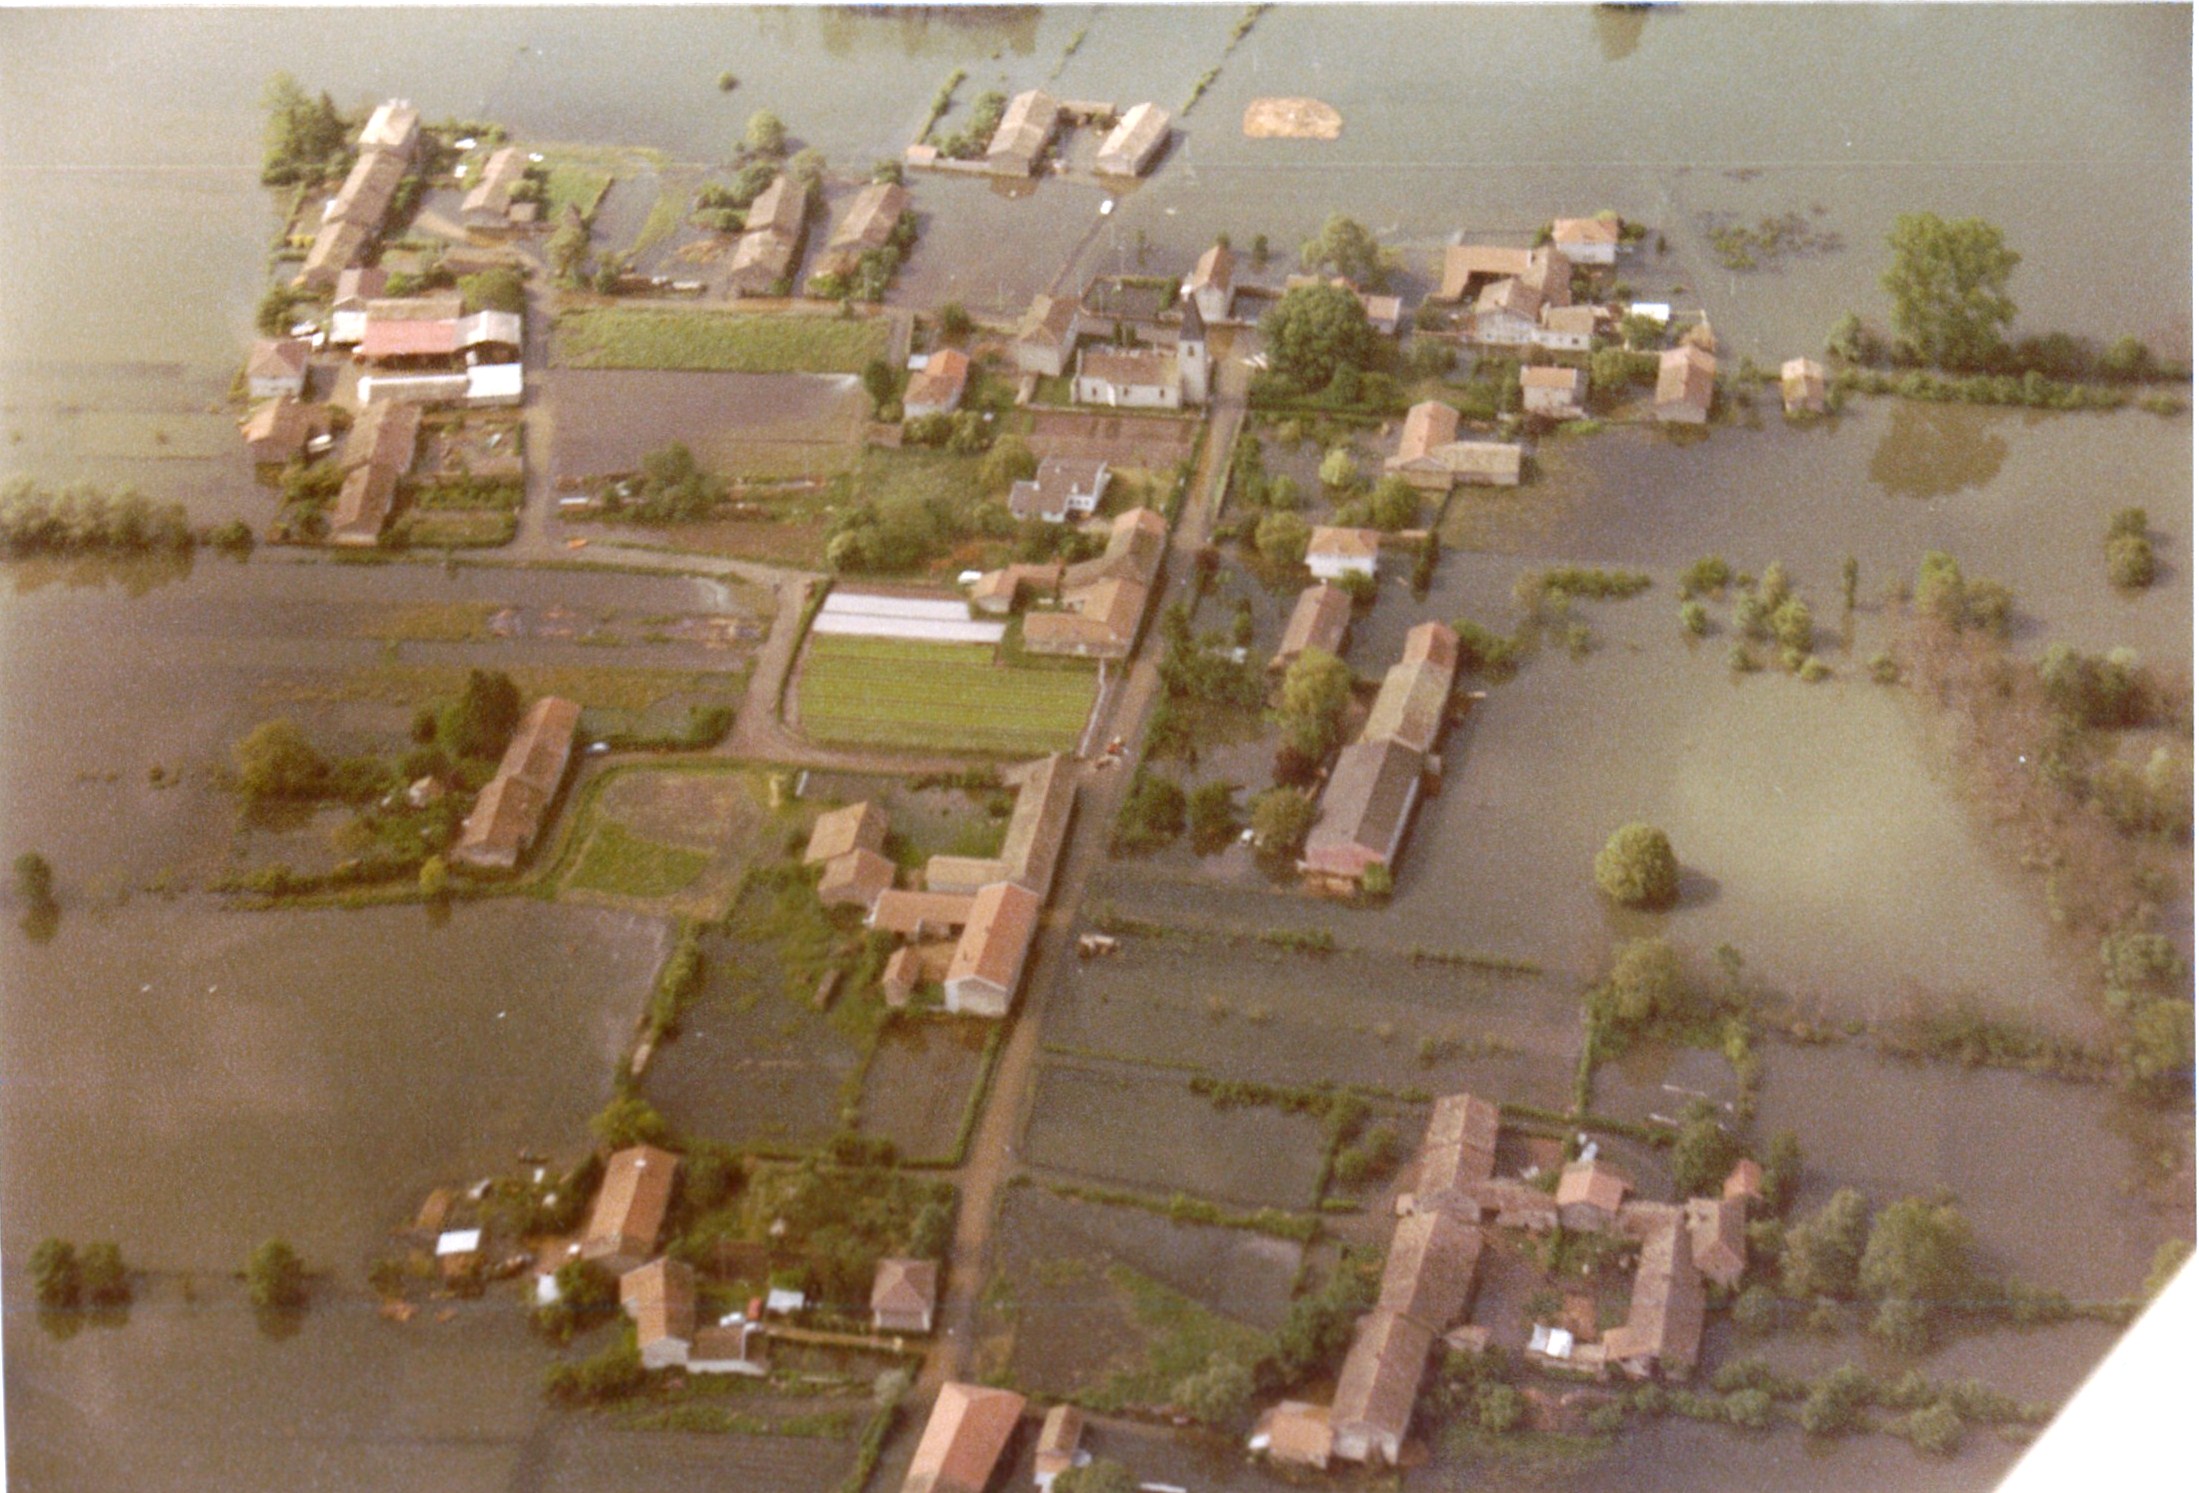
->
566, 818, 712, 898
553, 307, 890, 373
538, 156, 615, 221
393, 510, 518, 547
797, 635, 1098, 756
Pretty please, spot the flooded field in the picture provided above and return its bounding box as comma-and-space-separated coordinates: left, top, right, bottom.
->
858, 1019, 990, 1164
543, 367, 867, 485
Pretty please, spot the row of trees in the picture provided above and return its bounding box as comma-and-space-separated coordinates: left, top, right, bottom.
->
0, 482, 196, 557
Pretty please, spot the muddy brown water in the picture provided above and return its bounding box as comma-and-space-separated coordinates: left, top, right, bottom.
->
3, 4, 2190, 1488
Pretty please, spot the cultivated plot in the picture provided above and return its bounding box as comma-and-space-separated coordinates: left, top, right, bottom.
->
796, 635, 1099, 756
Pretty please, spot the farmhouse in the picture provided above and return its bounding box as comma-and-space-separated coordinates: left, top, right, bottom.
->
461, 146, 530, 229
1095, 100, 1171, 177
1007, 455, 1109, 523
1656, 344, 1717, 424
1383, 400, 1522, 492
621, 1256, 698, 1369
1550, 214, 1622, 265
1438, 244, 1536, 303
1272, 582, 1353, 673
1183, 241, 1234, 325
1598, 1210, 1705, 1379
870, 1257, 940, 1334
1251, 1401, 1335, 1469
1522, 365, 1588, 419
726, 175, 807, 295
901, 1382, 1027, 1493
806, 801, 890, 864
359, 98, 421, 160
818, 847, 896, 910
1330, 1308, 1435, 1466
870, 889, 977, 940
1781, 355, 1828, 415
1401, 1090, 1501, 1216
817, 180, 910, 279
1034, 1404, 1085, 1488
1555, 1157, 1634, 1232
1361, 622, 1459, 755
1020, 506, 1167, 659
1012, 294, 1081, 378
923, 753, 1076, 900
450, 694, 582, 870
579, 1144, 680, 1276
1537, 303, 1600, 353
333, 266, 390, 313
943, 879, 1042, 1017
969, 561, 1064, 615
1305, 525, 1380, 580
1684, 1196, 1749, 1289
903, 348, 971, 418
295, 107, 416, 291
1301, 738, 1424, 884
329, 399, 421, 546
237, 396, 327, 465
1072, 300, 1208, 408
1376, 1208, 1483, 1334
246, 338, 311, 400
986, 88, 1061, 176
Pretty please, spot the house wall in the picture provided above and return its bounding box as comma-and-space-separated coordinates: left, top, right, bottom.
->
249, 373, 304, 401
1531, 326, 1594, 353
1307, 553, 1377, 581
945, 975, 1011, 1017
874, 1306, 934, 1334
640, 1337, 690, 1370
1555, 241, 1618, 266
1655, 398, 1709, 426
1073, 375, 1181, 410
1469, 312, 1539, 347
1523, 387, 1582, 417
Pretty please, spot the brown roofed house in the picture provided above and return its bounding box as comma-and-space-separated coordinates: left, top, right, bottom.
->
1305, 525, 1381, 580
329, 463, 400, 548
462, 146, 529, 229
1330, 1307, 1436, 1466
1020, 576, 1149, 660
806, 801, 890, 864
1034, 1403, 1085, 1488
238, 396, 328, 465
1096, 100, 1171, 178
1184, 240, 1235, 324
1521, 365, 1589, 419
620, 1256, 698, 1369
1272, 582, 1353, 673
247, 338, 312, 400
1439, 244, 1537, 303
1551, 214, 1623, 264
1600, 1211, 1705, 1379
869, 889, 978, 939
903, 348, 970, 419
901, 1381, 1027, 1493
819, 847, 897, 910
1376, 1209, 1484, 1335
986, 89, 1060, 175
1684, 1196, 1749, 1290
450, 695, 582, 870
818, 181, 909, 280
1555, 1158, 1634, 1232
1013, 293, 1080, 378
882, 945, 924, 1009
1656, 344, 1717, 424
297, 217, 373, 291
1781, 356, 1828, 416
1301, 738, 1424, 884
581, 1144, 681, 1276
1722, 1157, 1765, 1205
359, 98, 422, 161
1361, 622, 1460, 755
1254, 1400, 1334, 1469
333, 265, 391, 313
726, 175, 807, 294
1406, 1089, 1501, 1215
944, 881, 1042, 1018
870, 1257, 940, 1334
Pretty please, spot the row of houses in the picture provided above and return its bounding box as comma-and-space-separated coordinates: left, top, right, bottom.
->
804, 755, 1076, 1018
1300, 621, 1460, 890
298, 99, 422, 291
968, 505, 1169, 661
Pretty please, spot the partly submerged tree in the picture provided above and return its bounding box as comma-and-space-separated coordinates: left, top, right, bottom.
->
1880, 213, 2020, 369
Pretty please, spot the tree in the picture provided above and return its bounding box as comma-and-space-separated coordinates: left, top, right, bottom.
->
2107, 533, 2157, 589
1475, 1381, 1525, 1434
1171, 1352, 1255, 1425
1318, 446, 1359, 490
234, 719, 328, 802
1597, 937, 1684, 1030
14, 851, 55, 911
1112, 770, 1187, 853
1357, 476, 1420, 532
1880, 213, 2020, 369
1761, 1130, 1803, 1215
29, 1238, 79, 1309
547, 211, 591, 285
1253, 509, 1312, 567
1671, 1100, 1741, 1197
1782, 1189, 1871, 1299
1273, 648, 1352, 761
259, 72, 347, 185
458, 267, 526, 315
79, 1241, 130, 1307
246, 1240, 306, 1310
1299, 212, 1384, 287
978, 435, 1037, 495
1249, 787, 1316, 855
861, 356, 900, 414
439, 669, 523, 761
418, 856, 449, 899
1053, 1461, 1137, 1493
1594, 822, 1679, 909
1733, 1283, 1780, 1336
1870, 1295, 1935, 1353
1187, 781, 1239, 853
1798, 1363, 1870, 1437
1259, 283, 1375, 391
938, 302, 973, 338
788, 146, 827, 191
744, 109, 787, 157
591, 1096, 669, 1150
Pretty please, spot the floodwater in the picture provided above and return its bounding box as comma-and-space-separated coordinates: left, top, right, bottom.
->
2, 4, 2190, 1489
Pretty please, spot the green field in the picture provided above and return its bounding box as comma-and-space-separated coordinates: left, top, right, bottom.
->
797, 635, 1098, 756
553, 308, 890, 373
540, 158, 614, 221
567, 819, 712, 898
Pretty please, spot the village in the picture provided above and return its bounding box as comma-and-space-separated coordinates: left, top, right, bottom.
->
6, 10, 2191, 1493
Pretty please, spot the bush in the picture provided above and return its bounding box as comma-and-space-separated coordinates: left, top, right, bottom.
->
29, 1238, 79, 1309
1798, 1363, 1871, 1438
1898, 1401, 1964, 1456
1187, 781, 1240, 854
1671, 1100, 1741, 1196
1594, 823, 1679, 909
2107, 532, 2157, 589
79, 1241, 129, 1306
1783, 1189, 1870, 1299
1733, 1283, 1780, 1336
590, 1095, 669, 1150
1860, 1196, 1974, 1304
1681, 555, 1733, 596
246, 1240, 306, 1310
1593, 937, 1685, 1034
1112, 771, 1187, 853
1249, 788, 1316, 855
233, 719, 328, 802
1452, 619, 1524, 679
1680, 600, 1709, 636
1254, 509, 1312, 567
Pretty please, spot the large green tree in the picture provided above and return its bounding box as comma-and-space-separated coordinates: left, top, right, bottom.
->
1594, 822, 1680, 909
439, 669, 524, 762
234, 719, 328, 802
1782, 1188, 1871, 1299
1259, 283, 1376, 391
246, 1240, 307, 1310
1273, 648, 1352, 760
1880, 213, 2020, 369
1299, 213, 1384, 287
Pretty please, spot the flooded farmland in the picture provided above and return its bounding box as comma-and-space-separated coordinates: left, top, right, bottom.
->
3, 3, 2192, 1489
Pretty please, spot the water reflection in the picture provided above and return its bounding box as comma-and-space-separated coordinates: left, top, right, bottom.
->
1593, 4, 1650, 63
3, 549, 198, 597
812, 3, 1043, 59
1868, 401, 2012, 499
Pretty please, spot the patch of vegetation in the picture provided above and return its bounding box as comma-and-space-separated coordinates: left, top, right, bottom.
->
553, 307, 888, 373
568, 821, 711, 900
0, 480, 195, 556
798, 636, 1096, 756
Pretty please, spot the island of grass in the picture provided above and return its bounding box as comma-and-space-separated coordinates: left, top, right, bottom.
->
797, 635, 1099, 756
552, 306, 890, 374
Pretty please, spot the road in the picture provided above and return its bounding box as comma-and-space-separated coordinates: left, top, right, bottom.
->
920, 340, 1250, 1389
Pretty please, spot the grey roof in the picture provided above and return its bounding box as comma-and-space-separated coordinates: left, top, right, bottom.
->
1305, 738, 1424, 870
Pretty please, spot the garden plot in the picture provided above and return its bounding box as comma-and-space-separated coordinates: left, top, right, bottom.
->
795, 635, 1098, 756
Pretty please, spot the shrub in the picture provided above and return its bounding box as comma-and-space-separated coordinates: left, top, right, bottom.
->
590, 1095, 669, 1150
246, 1240, 306, 1310
1681, 555, 1733, 596
1680, 600, 1709, 636
1898, 1401, 1964, 1457
1475, 1382, 1526, 1434
1593, 937, 1685, 1034
2107, 532, 2157, 589
1112, 771, 1186, 853
1249, 788, 1316, 855
1594, 823, 1679, 909
1452, 620, 1523, 679
1783, 1189, 1870, 1299
1187, 781, 1240, 854
1254, 510, 1312, 566
1733, 1283, 1780, 1336
79, 1241, 129, 1306
1798, 1363, 1871, 1438
29, 1239, 79, 1309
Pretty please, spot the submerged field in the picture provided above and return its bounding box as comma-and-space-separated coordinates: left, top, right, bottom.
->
796, 634, 1099, 755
